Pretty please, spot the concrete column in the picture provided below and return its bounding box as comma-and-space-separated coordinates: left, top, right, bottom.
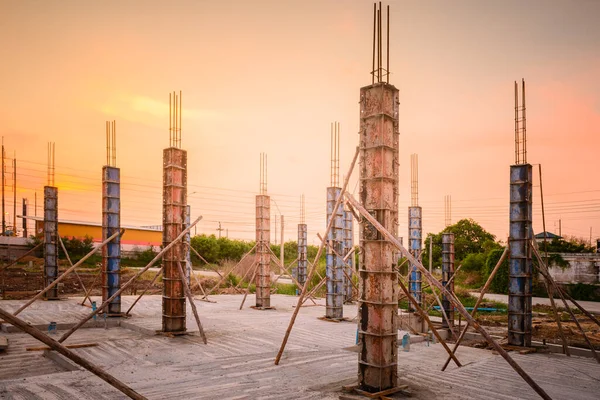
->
101, 166, 121, 315
358, 82, 399, 392
297, 223, 307, 290
162, 148, 187, 333
255, 194, 271, 308
326, 187, 344, 319
441, 233, 455, 329
43, 186, 58, 300
344, 208, 354, 302
408, 206, 422, 311
508, 164, 533, 346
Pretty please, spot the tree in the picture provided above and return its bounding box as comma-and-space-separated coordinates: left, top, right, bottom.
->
539, 237, 595, 253
422, 218, 499, 270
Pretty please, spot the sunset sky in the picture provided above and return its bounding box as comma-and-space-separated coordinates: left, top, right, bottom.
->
2, 0, 600, 245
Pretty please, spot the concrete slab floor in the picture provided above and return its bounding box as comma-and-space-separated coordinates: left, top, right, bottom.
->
0, 294, 599, 399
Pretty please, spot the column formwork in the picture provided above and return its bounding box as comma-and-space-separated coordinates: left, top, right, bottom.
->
162, 147, 187, 333
408, 206, 422, 311
297, 223, 307, 288
43, 186, 59, 300
326, 187, 344, 319
508, 164, 533, 346
441, 233, 455, 329
101, 166, 121, 315
343, 208, 354, 302
358, 82, 399, 392
255, 195, 271, 308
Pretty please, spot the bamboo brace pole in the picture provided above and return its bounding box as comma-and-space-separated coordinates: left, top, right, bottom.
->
0, 307, 147, 400
58, 236, 93, 306
14, 229, 124, 316
239, 263, 259, 310
275, 147, 359, 365
58, 217, 202, 344
0, 242, 43, 273
441, 246, 509, 371
397, 279, 461, 368
345, 192, 552, 400
202, 244, 257, 298
125, 267, 163, 316
176, 261, 207, 344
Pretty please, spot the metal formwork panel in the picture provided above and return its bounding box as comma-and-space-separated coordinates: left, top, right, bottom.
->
408, 206, 422, 311
102, 166, 121, 314
441, 233, 455, 329
255, 195, 271, 308
344, 209, 354, 301
43, 186, 59, 300
162, 148, 187, 333
358, 82, 399, 392
508, 164, 533, 346
326, 187, 344, 319
297, 223, 307, 287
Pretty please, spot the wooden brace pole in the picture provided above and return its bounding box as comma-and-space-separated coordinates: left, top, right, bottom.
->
176, 261, 207, 344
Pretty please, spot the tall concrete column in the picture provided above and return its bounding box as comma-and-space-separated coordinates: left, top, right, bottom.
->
297, 223, 307, 289
43, 186, 58, 300
441, 233, 455, 329
255, 194, 271, 308
508, 164, 533, 346
101, 166, 121, 314
343, 208, 354, 302
358, 81, 399, 392
162, 147, 187, 333
326, 187, 344, 319
408, 206, 422, 311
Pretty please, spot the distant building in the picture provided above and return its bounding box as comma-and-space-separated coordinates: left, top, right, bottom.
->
534, 231, 562, 243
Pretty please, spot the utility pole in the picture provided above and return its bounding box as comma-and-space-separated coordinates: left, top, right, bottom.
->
274, 216, 277, 245
559, 219, 562, 237
590, 227, 592, 247
1, 140, 5, 235
429, 237, 433, 273
280, 215, 284, 268
217, 221, 224, 239
22, 198, 27, 238
13, 155, 16, 236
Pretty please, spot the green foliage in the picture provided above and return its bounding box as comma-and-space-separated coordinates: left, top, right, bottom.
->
60, 236, 95, 259
225, 272, 240, 287
567, 283, 598, 301
274, 283, 297, 295
422, 219, 498, 267
485, 248, 509, 294
539, 237, 595, 254
190, 234, 254, 265
461, 253, 487, 273
134, 245, 159, 265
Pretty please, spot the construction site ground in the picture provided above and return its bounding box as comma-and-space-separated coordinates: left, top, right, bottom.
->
1, 294, 599, 399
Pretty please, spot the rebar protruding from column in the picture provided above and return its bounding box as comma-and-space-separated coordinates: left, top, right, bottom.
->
255, 194, 271, 308
371, 2, 390, 84
106, 120, 116, 167
444, 195, 451, 227
169, 91, 182, 149
259, 153, 267, 195
508, 164, 533, 346
515, 79, 527, 165
343, 204, 354, 302
358, 78, 399, 390
47, 142, 55, 187
410, 154, 418, 207
43, 185, 58, 300
162, 145, 187, 333
331, 122, 340, 188
326, 187, 344, 319
441, 233, 455, 329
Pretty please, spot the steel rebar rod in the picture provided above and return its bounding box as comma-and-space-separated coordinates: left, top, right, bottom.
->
176, 261, 207, 344
275, 147, 359, 365
58, 217, 201, 343
58, 236, 92, 306
441, 246, 509, 371
397, 279, 461, 368
0, 307, 147, 400
14, 230, 123, 316
125, 267, 163, 316
345, 192, 552, 400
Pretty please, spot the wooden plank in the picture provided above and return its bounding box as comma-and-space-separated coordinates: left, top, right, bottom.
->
0, 336, 8, 351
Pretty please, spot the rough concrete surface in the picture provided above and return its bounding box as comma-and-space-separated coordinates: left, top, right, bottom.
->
0, 294, 599, 399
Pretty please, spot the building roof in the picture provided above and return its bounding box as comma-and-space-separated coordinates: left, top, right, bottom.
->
534, 231, 562, 240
